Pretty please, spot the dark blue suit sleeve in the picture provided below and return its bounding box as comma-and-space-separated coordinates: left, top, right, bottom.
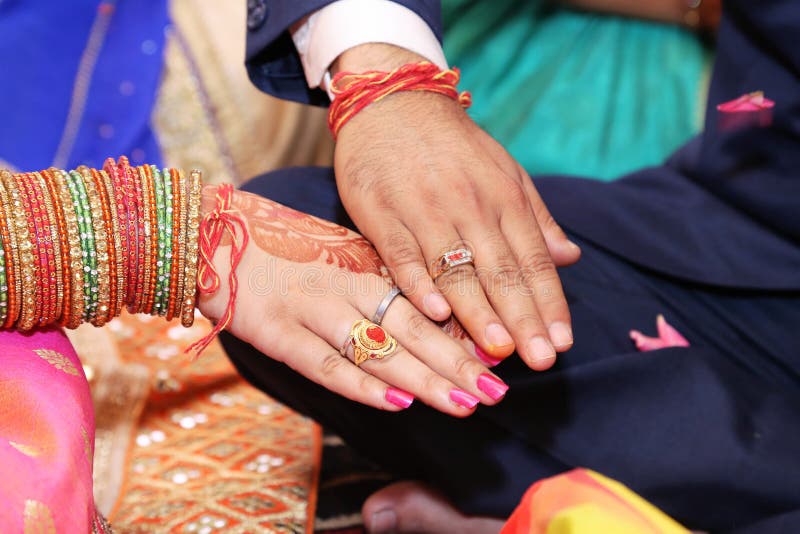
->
244, 0, 443, 106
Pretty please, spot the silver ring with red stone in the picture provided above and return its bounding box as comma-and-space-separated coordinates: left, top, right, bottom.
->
346, 319, 398, 366
431, 248, 474, 281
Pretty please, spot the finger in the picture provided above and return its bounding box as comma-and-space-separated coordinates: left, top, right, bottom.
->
302, 298, 481, 416
433, 258, 516, 360
246, 321, 406, 412
355, 290, 509, 405
402, 212, 516, 360
369, 220, 452, 321
499, 197, 573, 369
519, 166, 581, 267
436, 316, 506, 368
463, 224, 559, 370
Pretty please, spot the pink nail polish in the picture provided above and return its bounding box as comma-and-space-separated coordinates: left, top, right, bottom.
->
449, 388, 480, 409
475, 345, 502, 367
385, 387, 414, 409
477, 373, 509, 401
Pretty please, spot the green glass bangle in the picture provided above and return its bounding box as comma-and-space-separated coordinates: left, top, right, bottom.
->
151, 165, 167, 316
159, 167, 174, 316
68, 170, 98, 322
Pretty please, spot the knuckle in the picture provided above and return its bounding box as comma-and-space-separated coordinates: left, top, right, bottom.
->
518, 250, 556, 278
504, 183, 529, 211
420, 370, 443, 394
434, 264, 477, 295
536, 282, 562, 304
357, 371, 376, 393
452, 355, 476, 380
513, 312, 545, 334
540, 212, 562, 234
451, 178, 482, 209
382, 231, 422, 271
404, 314, 429, 343
319, 351, 347, 378
483, 261, 520, 297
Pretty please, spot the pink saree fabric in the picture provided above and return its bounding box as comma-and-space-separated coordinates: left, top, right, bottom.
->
0, 328, 98, 531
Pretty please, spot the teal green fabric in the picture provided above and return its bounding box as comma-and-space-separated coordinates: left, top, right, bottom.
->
443, 0, 712, 180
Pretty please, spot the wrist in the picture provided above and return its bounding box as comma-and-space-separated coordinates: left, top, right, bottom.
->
331, 43, 427, 76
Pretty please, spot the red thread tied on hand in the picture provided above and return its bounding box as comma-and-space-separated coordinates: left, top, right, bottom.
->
327, 61, 472, 139
187, 183, 249, 357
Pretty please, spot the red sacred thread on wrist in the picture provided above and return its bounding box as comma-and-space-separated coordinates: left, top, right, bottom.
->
187, 183, 249, 357
327, 61, 472, 140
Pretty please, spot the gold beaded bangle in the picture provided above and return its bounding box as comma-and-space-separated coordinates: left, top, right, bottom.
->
41, 170, 69, 324
52, 168, 86, 329
33, 171, 63, 325
0, 171, 21, 328
0, 175, 12, 326
181, 170, 202, 327
5, 172, 37, 330
79, 167, 110, 326
91, 168, 115, 324
17, 173, 45, 326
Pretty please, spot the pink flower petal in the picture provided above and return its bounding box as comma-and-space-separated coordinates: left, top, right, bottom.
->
655, 314, 690, 348
717, 91, 775, 113
629, 329, 670, 351
630, 315, 691, 352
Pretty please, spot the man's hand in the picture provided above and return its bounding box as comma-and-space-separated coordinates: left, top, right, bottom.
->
332, 45, 581, 370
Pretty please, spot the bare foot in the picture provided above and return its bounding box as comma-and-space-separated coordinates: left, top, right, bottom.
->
361, 481, 505, 534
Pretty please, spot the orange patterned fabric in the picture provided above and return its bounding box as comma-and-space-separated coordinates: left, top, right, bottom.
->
104, 313, 321, 532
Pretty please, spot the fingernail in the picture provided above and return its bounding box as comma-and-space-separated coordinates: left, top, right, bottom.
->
370, 509, 398, 533
475, 345, 502, 367
528, 336, 556, 363
477, 373, 509, 401
568, 240, 581, 252
485, 323, 513, 347
450, 388, 480, 409
385, 387, 414, 409
548, 322, 573, 349
423, 293, 450, 318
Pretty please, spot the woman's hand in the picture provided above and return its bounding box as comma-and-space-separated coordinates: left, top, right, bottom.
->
197, 188, 509, 416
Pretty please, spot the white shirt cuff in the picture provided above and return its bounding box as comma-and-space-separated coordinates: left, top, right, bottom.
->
291, 0, 448, 98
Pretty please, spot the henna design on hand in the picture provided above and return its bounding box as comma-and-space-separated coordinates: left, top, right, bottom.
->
231, 190, 388, 278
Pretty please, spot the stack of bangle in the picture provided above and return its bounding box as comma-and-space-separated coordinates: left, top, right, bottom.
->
0, 158, 202, 330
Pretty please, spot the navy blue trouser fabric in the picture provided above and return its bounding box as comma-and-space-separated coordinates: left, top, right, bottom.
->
220, 166, 800, 533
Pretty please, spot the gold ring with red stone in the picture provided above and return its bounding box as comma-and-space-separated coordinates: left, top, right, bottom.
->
346, 319, 397, 366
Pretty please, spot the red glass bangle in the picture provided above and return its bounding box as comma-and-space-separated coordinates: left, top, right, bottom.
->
31, 172, 59, 325
41, 169, 70, 324
104, 158, 128, 303
166, 168, 183, 321
129, 163, 147, 313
